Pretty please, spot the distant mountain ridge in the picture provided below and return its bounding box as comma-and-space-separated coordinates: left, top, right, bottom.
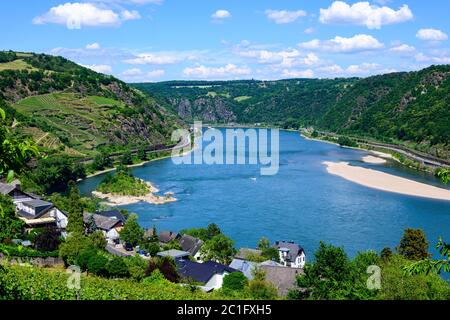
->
133, 65, 450, 159
0, 51, 181, 158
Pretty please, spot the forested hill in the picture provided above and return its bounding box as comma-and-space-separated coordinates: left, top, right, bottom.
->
0, 51, 180, 159
133, 65, 450, 158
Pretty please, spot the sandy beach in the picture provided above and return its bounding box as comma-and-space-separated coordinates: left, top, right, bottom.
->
92, 180, 177, 206
324, 161, 450, 201
362, 156, 387, 164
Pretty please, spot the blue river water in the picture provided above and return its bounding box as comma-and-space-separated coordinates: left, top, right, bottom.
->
78, 129, 450, 259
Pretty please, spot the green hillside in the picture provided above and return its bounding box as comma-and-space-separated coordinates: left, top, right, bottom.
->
0, 51, 181, 158
134, 65, 449, 158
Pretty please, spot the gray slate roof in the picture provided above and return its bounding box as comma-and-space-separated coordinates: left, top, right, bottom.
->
260, 265, 303, 296
84, 213, 123, 231
273, 241, 304, 262
179, 234, 204, 256
235, 248, 263, 260
159, 231, 180, 243
0, 182, 16, 195
229, 259, 258, 280
157, 249, 190, 259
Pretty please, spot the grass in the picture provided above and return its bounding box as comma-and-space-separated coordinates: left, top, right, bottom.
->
13, 93, 127, 156
0, 59, 37, 72
206, 91, 231, 99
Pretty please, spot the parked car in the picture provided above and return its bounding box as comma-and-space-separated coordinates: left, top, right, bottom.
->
124, 243, 134, 251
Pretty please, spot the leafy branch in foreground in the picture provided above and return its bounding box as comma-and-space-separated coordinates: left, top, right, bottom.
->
403, 238, 450, 275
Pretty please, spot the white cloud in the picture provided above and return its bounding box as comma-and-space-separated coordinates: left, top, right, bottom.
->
124, 53, 183, 65
33, 3, 141, 28
81, 64, 113, 74
282, 69, 314, 78
86, 43, 101, 50
120, 10, 141, 21
304, 28, 316, 34
416, 29, 448, 42
390, 44, 415, 53
317, 62, 396, 77
183, 64, 251, 79
119, 68, 165, 81
212, 10, 231, 19
235, 48, 321, 68
299, 34, 384, 53
265, 10, 307, 24
415, 53, 450, 64
319, 1, 413, 30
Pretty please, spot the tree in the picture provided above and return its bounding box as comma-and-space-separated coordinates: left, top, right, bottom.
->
0, 104, 39, 183
435, 168, 449, 184
292, 242, 375, 300
247, 269, 278, 299
59, 232, 92, 265
200, 234, 236, 264
257, 237, 270, 250
66, 182, 85, 235
0, 195, 24, 243
381, 247, 393, 261
119, 213, 144, 247
223, 272, 248, 291
137, 147, 147, 161
87, 254, 109, 276
159, 257, 180, 283
107, 256, 129, 278
85, 214, 97, 235
34, 225, 61, 252
121, 151, 133, 165
397, 228, 430, 261
207, 223, 221, 239
88, 230, 107, 250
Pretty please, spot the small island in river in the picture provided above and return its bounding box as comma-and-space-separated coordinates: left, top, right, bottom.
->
92, 165, 177, 206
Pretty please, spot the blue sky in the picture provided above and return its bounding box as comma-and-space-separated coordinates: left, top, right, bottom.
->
1, 0, 449, 81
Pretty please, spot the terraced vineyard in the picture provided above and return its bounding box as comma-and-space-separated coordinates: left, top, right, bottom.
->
13, 93, 132, 157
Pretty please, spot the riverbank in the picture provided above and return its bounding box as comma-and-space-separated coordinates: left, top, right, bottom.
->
92, 180, 178, 206
323, 161, 450, 201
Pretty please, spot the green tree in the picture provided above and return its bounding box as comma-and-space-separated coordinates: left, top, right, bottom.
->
107, 256, 129, 278
200, 234, 236, 264
137, 147, 147, 161
380, 247, 393, 261
87, 254, 109, 276
59, 232, 92, 265
34, 225, 61, 252
85, 214, 97, 235
119, 213, 144, 247
0, 195, 25, 243
222, 272, 248, 291
121, 151, 133, 165
88, 230, 107, 250
0, 104, 39, 183
435, 168, 449, 184
397, 228, 430, 261
257, 237, 270, 250
403, 238, 450, 276
66, 182, 85, 235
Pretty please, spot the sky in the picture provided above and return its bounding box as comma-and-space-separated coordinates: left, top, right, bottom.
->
0, 0, 449, 82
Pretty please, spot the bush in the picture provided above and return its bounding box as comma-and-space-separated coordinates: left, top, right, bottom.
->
87, 254, 109, 276
107, 256, 129, 278
34, 225, 61, 252
223, 272, 248, 291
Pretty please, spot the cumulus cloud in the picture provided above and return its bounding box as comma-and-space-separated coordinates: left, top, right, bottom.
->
317, 62, 396, 76
299, 34, 384, 53
304, 28, 316, 34
235, 48, 321, 68
390, 44, 415, 53
86, 43, 101, 50
183, 64, 251, 79
416, 29, 448, 42
81, 64, 113, 74
124, 53, 183, 65
415, 53, 450, 64
319, 1, 413, 29
282, 69, 314, 78
265, 10, 307, 24
119, 68, 165, 81
33, 2, 141, 29
211, 10, 231, 19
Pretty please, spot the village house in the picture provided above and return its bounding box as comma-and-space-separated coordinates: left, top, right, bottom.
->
176, 259, 238, 291
1, 182, 69, 237
159, 230, 181, 243
84, 213, 124, 244
273, 241, 306, 268
179, 234, 203, 261
235, 247, 263, 261
157, 249, 190, 260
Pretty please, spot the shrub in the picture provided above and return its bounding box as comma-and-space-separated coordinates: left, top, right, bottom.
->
107, 256, 129, 278
223, 272, 248, 291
